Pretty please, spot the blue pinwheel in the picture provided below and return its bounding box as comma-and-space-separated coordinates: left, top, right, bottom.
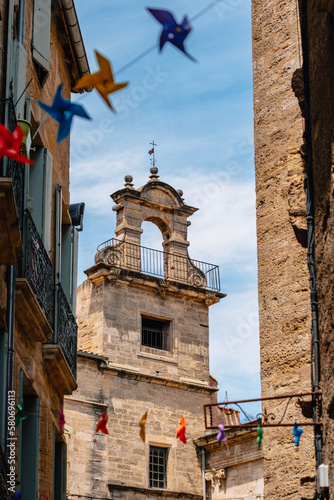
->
37, 84, 91, 142
147, 8, 196, 61
217, 423, 227, 446
13, 492, 22, 500
292, 422, 303, 446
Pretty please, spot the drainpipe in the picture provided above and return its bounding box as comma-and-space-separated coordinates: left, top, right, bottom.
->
299, 0, 322, 471
201, 447, 206, 500
5, 266, 15, 456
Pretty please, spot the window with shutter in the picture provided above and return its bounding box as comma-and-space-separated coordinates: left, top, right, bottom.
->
21, 396, 40, 499
32, 0, 51, 85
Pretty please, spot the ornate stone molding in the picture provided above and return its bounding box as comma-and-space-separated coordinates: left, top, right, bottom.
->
205, 468, 227, 489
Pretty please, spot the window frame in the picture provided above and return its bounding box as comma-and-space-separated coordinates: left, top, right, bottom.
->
149, 446, 168, 490
141, 316, 171, 352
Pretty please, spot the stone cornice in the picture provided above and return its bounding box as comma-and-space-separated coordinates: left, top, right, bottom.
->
98, 360, 217, 394
108, 482, 202, 499
85, 265, 225, 304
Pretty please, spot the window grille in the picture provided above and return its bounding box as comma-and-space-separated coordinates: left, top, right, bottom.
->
149, 447, 167, 489
142, 317, 169, 351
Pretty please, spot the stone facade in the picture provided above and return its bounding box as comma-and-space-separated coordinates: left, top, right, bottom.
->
0, 1, 89, 498
65, 170, 224, 499
252, 0, 316, 498
195, 428, 263, 500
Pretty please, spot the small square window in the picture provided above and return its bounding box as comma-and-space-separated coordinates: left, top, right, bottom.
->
149, 446, 167, 489
142, 317, 170, 351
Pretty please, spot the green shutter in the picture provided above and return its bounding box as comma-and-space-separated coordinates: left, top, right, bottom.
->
29, 147, 53, 252
32, 0, 51, 76
54, 440, 67, 500
0, 332, 8, 448
21, 396, 40, 500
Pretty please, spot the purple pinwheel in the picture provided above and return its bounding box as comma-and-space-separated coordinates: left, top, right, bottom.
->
217, 423, 227, 446
292, 422, 303, 446
37, 84, 91, 142
147, 8, 196, 61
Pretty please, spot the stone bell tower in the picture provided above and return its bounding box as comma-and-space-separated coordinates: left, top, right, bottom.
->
64, 166, 225, 500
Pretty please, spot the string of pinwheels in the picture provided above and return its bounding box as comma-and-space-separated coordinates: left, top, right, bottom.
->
30, 2, 225, 144
1, 2, 224, 154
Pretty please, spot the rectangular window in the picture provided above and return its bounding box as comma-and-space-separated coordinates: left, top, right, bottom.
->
32, 0, 51, 85
142, 317, 170, 351
149, 446, 167, 489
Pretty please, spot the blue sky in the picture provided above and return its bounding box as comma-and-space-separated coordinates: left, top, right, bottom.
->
70, 0, 260, 410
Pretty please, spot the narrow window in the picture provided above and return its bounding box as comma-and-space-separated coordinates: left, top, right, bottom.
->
149, 446, 167, 489
142, 317, 170, 351
32, 0, 51, 85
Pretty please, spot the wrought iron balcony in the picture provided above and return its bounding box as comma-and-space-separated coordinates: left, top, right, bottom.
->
96, 238, 220, 292
20, 212, 52, 326
55, 284, 78, 378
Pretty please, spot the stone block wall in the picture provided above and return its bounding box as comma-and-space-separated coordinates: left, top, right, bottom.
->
65, 356, 209, 499
77, 277, 210, 384
252, 0, 316, 497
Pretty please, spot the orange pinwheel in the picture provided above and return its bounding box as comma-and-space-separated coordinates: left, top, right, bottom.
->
96, 412, 109, 434
176, 416, 186, 444
139, 411, 148, 442
0, 124, 33, 164
74, 51, 128, 111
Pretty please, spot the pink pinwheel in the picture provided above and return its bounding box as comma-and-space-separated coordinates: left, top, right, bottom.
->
217, 423, 227, 445
58, 407, 65, 431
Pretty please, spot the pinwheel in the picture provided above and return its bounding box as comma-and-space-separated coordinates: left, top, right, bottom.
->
15, 403, 28, 426
0, 124, 34, 164
292, 422, 303, 446
256, 420, 263, 448
96, 412, 109, 434
147, 8, 195, 61
217, 423, 227, 445
58, 407, 65, 431
139, 411, 148, 442
176, 416, 186, 444
74, 51, 128, 111
13, 492, 22, 500
37, 84, 91, 142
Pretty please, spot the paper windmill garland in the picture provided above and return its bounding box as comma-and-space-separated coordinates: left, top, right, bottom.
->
217, 423, 227, 446
74, 51, 129, 111
96, 412, 109, 434
139, 411, 148, 442
58, 407, 65, 432
147, 8, 195, 61
256, 419, 263, 449
292, 422, 303, 446
0, 124, 34, 164
176, 417, 186, 444
15, 403, 28, 427
37, 84, 91, 142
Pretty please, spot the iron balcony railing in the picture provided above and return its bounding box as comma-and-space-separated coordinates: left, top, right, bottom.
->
20, 212, 52, 326
97, 238, 220, 292
55, 284, 78, 378
1, 97, 25, 233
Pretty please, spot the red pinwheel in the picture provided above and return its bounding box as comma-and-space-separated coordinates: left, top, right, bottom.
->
0, 124, 34, 164
58, 407, 65, 431
96, 412, 109, 434
176, 416, 186, 444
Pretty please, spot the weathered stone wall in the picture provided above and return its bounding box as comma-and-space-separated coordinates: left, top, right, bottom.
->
306, 2, 334, 496
77, 276, 210, 384
252, 0, 315, 497
65, 355, 208, 499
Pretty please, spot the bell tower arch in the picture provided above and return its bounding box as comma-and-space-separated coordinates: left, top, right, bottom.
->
65, 165, 225, 500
